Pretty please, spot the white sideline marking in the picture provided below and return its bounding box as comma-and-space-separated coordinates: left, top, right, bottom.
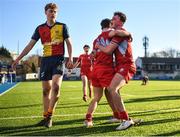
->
0, 82, 21, 97
0, 108, 179, 120
0, 112, 111, 120
66, 85, 78, 88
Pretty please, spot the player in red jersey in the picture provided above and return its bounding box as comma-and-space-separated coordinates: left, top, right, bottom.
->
84, 18, 114, 127
84, 18, 130, 127
96, 12, 136, 130
12, 3, 73, 128
73, 45, 93, 102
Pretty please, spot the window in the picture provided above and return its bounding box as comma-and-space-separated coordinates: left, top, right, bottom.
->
176, 64, 180, 70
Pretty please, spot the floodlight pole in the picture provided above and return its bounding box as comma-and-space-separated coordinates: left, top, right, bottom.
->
143, 36, 149, 58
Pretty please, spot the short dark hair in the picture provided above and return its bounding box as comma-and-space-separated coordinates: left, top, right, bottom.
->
83, 45, 90, 48
100, 18, 111, 30
114, 12, 127, 23
45, 3, 58, 12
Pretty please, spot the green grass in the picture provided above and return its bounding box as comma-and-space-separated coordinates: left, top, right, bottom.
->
0, 80, 180, 136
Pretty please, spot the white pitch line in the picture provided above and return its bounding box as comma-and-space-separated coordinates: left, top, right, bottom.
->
0, 112, 111, 120
0, 108, 179, 120
66, 85, 78, 88
0, 82, 21, 97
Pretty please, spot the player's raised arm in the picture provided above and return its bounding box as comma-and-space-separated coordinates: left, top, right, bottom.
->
109, 30, 133, 42
96, 41, 118, 55
12, 39, 36, 70
109, 30, 130, 37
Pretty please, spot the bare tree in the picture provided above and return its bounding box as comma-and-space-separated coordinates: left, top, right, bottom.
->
151, 48, 179, 58
167, 48, 176, 58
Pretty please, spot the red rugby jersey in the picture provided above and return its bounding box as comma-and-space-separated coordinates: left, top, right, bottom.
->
77, 54, 92, 68
111, 28, 134, 65
93, 30, 113, 67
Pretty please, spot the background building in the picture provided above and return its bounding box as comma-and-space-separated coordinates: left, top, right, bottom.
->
135, 57, 180, 80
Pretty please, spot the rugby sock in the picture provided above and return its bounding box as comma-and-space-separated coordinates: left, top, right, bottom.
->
119, 111, 129, 120
47, 108, 53, 118
86, 113, 92, 122
43, 112, 48, 118
113, 111, 120, 119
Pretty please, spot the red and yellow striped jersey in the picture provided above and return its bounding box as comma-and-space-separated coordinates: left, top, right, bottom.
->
32, 22, 69, 57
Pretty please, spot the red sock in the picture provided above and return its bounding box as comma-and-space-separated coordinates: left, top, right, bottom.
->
119, 111, 129, 120
113, 111, 119, 119
43, 112, 48, 118
86, 113, 92, 122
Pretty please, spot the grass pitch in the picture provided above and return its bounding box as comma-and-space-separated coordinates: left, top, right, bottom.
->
0, 80, 180, 136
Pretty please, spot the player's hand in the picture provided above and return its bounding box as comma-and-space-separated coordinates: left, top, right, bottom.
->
95, 44, 100, 49
66, 59, 73, 69
90, 66, 93, 71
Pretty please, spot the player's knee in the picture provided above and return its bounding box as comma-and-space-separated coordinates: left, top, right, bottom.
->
93, 97, 100, 103
107, 87, 116, 93
52, 84, 60, 93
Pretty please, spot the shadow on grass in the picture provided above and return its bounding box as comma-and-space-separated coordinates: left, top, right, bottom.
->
140, 117, 180, 127
0, 116, 116, 136
14, 124, 117, 136
154, 130, 180, 136
0, 103, 41, 110
125, 95, 180, 104
53, 115, 111, 126
130, 107, 180, 117
0, 115, 179, 136
92, 95, 180, 107
0, 124, 44, 135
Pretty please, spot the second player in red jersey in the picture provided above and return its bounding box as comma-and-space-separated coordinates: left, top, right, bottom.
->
73, 45, 93, 102
84, 19, 115, 127
91, 28, 114, 88
78, 52, 92, 80
111, 32, 136, 82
